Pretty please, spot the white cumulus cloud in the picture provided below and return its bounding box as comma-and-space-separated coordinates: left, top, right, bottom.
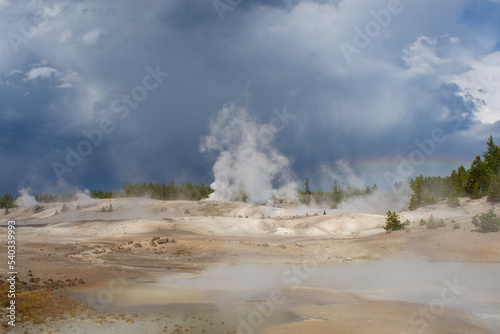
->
24, 66, 61, 80
82, 28, 101, 46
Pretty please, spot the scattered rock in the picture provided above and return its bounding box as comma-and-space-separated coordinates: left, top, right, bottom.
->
175, 250, 192, 256
33, 205, 44, 213
133, 242, 142, 248
157, 238, 169, 244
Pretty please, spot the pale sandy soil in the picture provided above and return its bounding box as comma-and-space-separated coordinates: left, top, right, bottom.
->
0, 197, 499, 333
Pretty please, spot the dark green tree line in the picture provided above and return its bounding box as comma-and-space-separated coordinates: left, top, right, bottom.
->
408, 136, 500, 210
92, 180, 213, 201
0, 193, 15, 209
299, 181, 378, 209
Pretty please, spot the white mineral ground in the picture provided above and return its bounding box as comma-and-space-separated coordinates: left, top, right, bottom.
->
1, 197, 499, 333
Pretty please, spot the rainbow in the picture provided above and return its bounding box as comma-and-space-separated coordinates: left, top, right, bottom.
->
298, 156, 471, 190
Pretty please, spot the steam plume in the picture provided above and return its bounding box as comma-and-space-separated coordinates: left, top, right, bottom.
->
336, 183, 412, 214
75, 189, 99, 206
319, 160, 412, 214
200, 104, 298, 204
15, 188, 39, 208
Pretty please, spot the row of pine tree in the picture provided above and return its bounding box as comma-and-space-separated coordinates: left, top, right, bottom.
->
0, 181, 213, 208
92, 181, 213, 201
299, 178, 379, 208
408, 136, 500, 210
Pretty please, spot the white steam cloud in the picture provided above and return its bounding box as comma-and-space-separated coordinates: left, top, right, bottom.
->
321, 160, 367, 190
318, 160, 412, 214
15, 188, 39, 208
200, 106, 411, 211
336, 183, 412, 214
75, 189, 99, 206
200, 104, 298, 204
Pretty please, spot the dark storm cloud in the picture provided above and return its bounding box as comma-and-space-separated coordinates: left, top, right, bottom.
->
0, 0, 500, 194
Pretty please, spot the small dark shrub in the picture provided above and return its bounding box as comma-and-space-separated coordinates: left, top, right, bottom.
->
426, 215, 446, 229
384, 211, 409, 231
472, 210, 500, 232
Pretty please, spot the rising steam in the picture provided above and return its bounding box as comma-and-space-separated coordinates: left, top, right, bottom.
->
200, 104, 298, 204
336, 183, 412, 214
318, 160, 412, 214
75, 189, 99, 206
15, 188, 40, 208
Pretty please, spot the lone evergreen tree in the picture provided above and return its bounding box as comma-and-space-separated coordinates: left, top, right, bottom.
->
384, 211, 409, 231
487, 174, 500, 203
465, 155, 489, 199
333, 183, 342, 205
483, 136, 500, 174
408, 176, 424, 210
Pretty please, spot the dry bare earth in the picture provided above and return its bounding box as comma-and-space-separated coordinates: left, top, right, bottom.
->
1, 197, 499, 333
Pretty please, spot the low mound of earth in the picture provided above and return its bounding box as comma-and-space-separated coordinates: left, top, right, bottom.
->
1, 197, 499, 333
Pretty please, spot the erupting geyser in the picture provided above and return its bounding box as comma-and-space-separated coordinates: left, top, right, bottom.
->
200, 104, 298, 205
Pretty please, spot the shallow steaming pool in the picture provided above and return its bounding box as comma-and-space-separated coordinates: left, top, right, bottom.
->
71, 261, 500, 333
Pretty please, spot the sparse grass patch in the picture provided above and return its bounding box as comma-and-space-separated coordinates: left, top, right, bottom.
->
1, 286, 93, 327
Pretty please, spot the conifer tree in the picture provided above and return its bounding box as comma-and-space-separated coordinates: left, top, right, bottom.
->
483, 136, 500, 174
446, 188, 461, 207
408, 176, 424, 210
465, 156, 489, 199
487, 173, 500, 203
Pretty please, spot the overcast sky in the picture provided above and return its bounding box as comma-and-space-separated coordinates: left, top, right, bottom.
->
1, 0, 500, 194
